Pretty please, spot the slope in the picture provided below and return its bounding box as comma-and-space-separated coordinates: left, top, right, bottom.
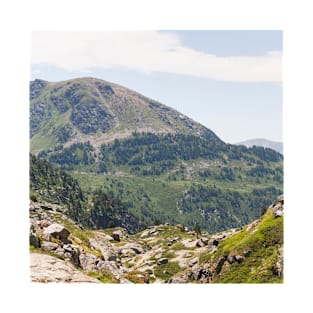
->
30, 77, 283, 233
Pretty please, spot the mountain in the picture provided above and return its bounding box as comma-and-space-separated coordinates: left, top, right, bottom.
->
30, 77, 283, 234
30, 77, 220, 153
30, 195, 283, 283
236, 138, 283, 154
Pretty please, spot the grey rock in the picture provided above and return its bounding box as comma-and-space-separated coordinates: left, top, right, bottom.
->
111, 232, 120, 242
123, 243, 144, 254
146, 260, 156, 266
54, 247, 65, 258
188, 257, 199, 267
195, 239, 205, 247
37, 219, 50, 229
243, 250, 252, 257
183, 253, 192, 258
157, 258, 168, 265
43, 223, 70, 242
227, 256, 234, 264
140, 230, 150, 239
30, 253, 99, 283
79, 253, 98, 271
41, 241, 59, 252
200, 237, 209, 245
64, 246, 80, 266
234, 255, 245, 263
215, 256, 227, 275
274, 209, 284, 218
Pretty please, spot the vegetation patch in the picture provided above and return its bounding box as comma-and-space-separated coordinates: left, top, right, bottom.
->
154, 261, 181, 281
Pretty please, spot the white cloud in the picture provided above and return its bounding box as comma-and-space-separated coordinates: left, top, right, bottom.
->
31, 31, 282, 83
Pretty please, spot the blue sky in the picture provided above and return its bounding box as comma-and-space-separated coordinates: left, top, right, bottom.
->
31, 30, 282, 143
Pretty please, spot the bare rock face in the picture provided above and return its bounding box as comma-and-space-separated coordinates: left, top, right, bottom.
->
30, 253, 99, 283
272, 195, 284, 218
43, 223, 70, 242
41, 241, 59, 252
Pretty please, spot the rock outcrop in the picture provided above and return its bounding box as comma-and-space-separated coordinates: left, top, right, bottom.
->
29, 197, 284, 284
43, 223, 70, 242
30, 253, 99, 283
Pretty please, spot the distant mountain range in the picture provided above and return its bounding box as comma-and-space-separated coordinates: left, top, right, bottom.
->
236, 138, 283, 154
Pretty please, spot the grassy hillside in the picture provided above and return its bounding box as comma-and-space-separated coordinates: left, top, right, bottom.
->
30, 77, 283, 234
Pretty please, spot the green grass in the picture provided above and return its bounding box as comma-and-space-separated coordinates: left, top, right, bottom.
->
154, 261, 181, 281
200, 210, 284, 283
86, 270, 120, 283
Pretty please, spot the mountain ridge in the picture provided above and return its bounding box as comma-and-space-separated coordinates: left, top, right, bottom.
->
30, 77, 222, 153
236, 138, 283, 154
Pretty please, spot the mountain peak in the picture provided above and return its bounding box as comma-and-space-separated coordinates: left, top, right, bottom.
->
30, 77, 222, 153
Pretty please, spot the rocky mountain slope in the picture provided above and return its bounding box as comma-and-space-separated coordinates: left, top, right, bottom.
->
236, 138, 283, 154
30, 77, 283, 234
30, 195, 283, 283
30, 77, 219, 153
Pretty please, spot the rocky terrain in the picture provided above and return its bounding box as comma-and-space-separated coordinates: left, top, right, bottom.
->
30, 195, 284, 283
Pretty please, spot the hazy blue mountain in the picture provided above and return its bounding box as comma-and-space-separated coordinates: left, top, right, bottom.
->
236, 138, 283, 154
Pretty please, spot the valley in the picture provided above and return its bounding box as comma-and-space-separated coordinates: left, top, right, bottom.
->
29, 77, 284, 283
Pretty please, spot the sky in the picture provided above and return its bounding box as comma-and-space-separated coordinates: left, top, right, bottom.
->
30, 30, 282, 143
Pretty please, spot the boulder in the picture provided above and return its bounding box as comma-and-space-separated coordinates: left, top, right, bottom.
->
123, 243, 144, 254
41, 241, 59, 252
112, 229, 128, 240
190, 264, 212, 282
188, 257, 199, 267
234, 255, 245, 263
148, 228, 159, 236
157, 258, 168, 265
79, 252, 98, 271
274, 209, 284, 218
215, 256, 227, 275
212, 240, 219, 246
227, 255, 234, 264
195, 239, 206, 247
111, 232, 120, 242
63, 244, 80, 266
200, 237, 209, 245
43, 223, 70, 242
37, 219, 50, 229
140, 230, 150, 239
243, 250, 252, 257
